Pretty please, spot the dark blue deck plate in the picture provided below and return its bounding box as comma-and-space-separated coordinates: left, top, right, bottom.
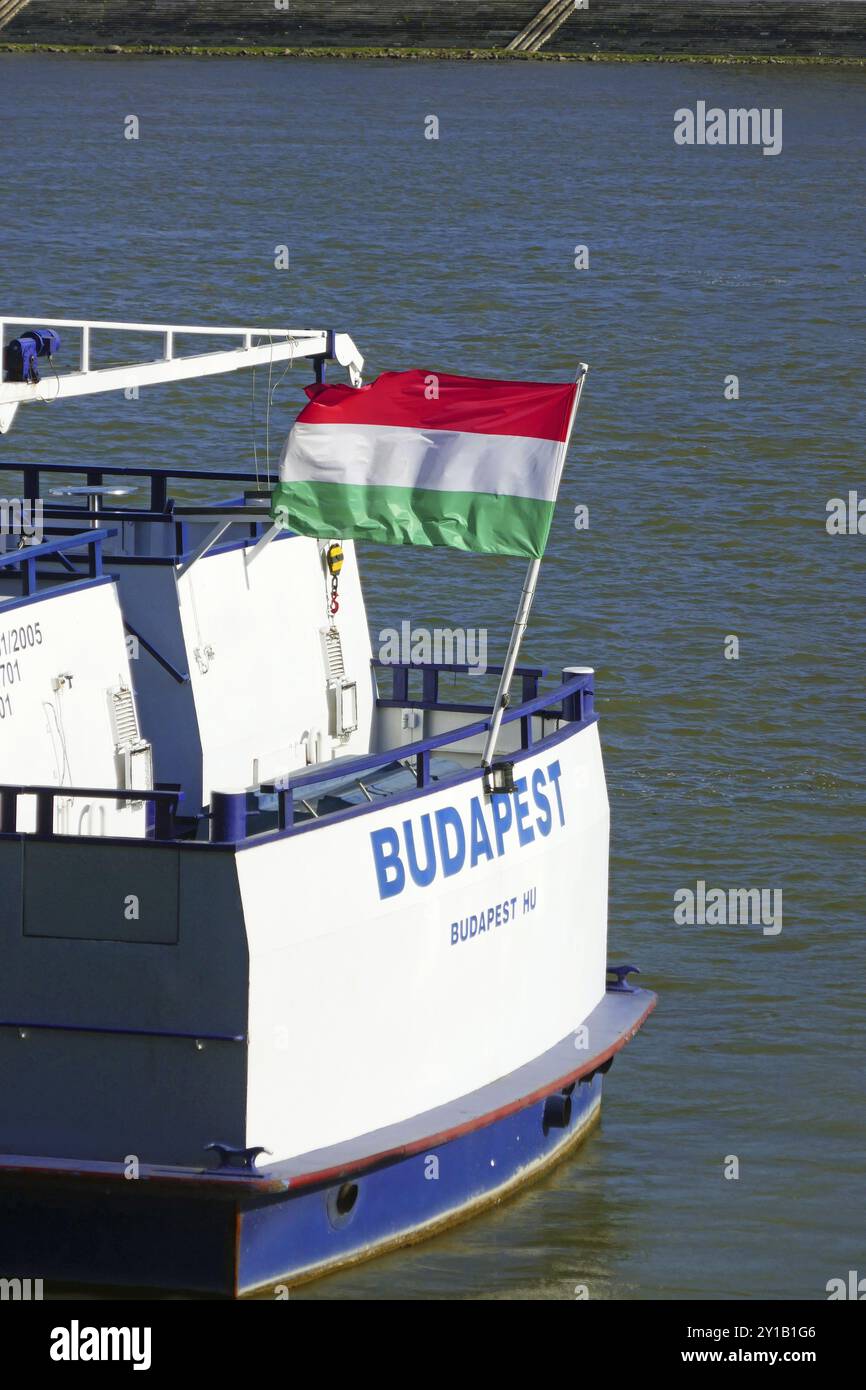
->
0, 986, 655, 1197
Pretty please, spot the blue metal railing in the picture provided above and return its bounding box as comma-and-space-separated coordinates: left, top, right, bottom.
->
0, 783, 182, 841
0, 460, 263, 516
373, 660, 547, 708
260, 668, 595, 836
0, 462, 271, 565
0, 669, 595, 846
0, 526, 117, 596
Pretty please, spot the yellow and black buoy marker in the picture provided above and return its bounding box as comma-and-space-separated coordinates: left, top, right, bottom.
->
327, 542, 343, 614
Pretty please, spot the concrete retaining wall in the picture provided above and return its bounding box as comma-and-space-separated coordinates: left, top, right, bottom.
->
5, 1, 866, 56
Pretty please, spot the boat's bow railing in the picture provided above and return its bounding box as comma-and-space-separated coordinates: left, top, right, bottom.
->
258, 666, 596, 837
374, 659, 548, 709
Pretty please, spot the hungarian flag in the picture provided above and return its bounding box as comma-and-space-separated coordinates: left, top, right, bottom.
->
270, 369, 580, 559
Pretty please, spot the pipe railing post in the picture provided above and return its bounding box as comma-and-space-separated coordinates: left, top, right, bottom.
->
422, 667, 438, 705
0, 787, 19, 833
154, 784, 181, 841
210, 791, 247, 843
561, 667, 594, 722
89, 535, 103, 578
35, 791, 55, 837
392, 666, 409, 703
24, 464, 38, 509
277, 786, 294, 831
151, 472, 168, 513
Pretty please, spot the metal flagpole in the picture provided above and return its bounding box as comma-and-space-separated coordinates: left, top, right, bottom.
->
480, 554, 542, 772
481, 363, 588, 772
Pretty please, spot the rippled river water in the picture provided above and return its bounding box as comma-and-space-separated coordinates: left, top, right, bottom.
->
0, 53, 863, 1300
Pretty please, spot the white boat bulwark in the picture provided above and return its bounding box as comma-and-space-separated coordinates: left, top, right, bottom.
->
0, 318, 655, 1295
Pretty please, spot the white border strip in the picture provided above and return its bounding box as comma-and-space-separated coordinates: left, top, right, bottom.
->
280, 422, 563, 502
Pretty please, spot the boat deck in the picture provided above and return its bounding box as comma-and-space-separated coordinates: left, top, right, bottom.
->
247, 754, 468, 835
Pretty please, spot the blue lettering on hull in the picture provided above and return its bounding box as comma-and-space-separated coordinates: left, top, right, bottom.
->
370, 759, 565, 900
450, 883, 538, 945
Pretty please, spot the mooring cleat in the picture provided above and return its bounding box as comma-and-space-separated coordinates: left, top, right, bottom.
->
606, 963, 641, 993
205, 1143, 271, 1171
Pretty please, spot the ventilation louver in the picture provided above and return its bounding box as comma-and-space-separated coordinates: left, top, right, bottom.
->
109, 685, 153, 809
320, 628, 358, 740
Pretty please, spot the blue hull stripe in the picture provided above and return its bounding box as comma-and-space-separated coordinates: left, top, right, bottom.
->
236, 1076, 604, 1295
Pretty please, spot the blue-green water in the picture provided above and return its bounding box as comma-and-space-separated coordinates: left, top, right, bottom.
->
0, 55, 863, 1300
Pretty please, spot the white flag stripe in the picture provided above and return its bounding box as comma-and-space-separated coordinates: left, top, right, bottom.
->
280, 422, 563, 503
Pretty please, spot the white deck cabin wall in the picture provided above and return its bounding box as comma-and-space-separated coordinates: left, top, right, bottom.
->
175, 535, 376, 803
0, 580, 147, 836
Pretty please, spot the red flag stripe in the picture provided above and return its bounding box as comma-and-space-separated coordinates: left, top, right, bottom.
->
299, 370, 577, 443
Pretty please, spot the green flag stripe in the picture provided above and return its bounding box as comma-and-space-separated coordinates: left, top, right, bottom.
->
271, 480, 554, 559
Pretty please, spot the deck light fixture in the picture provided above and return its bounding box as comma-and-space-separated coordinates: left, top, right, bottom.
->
483, 760, 516, 796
